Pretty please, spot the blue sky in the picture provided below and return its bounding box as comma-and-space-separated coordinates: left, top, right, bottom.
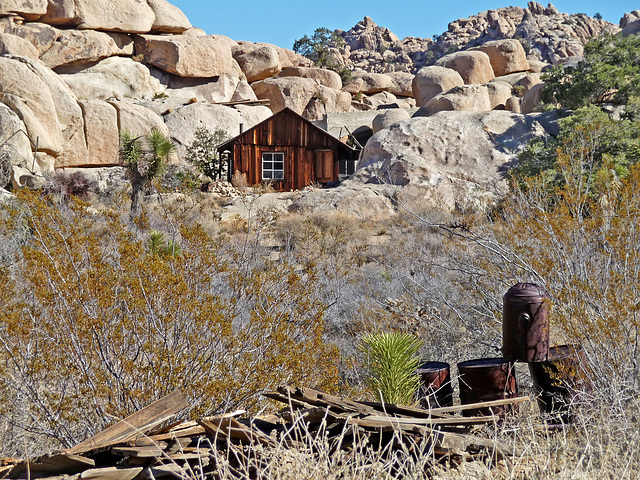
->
170, 1, 636, 49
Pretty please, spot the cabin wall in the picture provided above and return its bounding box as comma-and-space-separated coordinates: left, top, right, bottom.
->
226, 110, 353, 191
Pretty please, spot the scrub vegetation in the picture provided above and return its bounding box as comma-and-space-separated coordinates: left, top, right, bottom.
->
0, 31, 639, 478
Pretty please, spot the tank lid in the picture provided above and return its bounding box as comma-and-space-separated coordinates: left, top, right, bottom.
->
504, 282, 550, 300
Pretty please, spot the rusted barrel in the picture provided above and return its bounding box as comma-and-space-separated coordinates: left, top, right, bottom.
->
457, 358, 517, 416
416, 361, 454, 408
528, 344, 590, 422
503, 282, 551, 362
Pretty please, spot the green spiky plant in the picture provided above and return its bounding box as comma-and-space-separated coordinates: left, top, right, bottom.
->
358, 332, 423, 405
119, 129, 175, 219
148, 230, 182, 257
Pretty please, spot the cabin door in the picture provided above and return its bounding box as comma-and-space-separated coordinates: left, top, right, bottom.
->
314, 149, 334, 183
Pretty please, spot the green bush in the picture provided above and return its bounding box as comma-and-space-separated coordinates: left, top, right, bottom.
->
542, 34, 640, 109
185, 127, 229, 181
293, 27, 352, 83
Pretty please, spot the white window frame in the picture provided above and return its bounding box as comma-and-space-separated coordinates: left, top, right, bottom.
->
262, 152, 284, 181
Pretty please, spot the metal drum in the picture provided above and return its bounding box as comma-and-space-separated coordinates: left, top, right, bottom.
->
503, 282, 551, 362
458, 358, 517, 416
529, 344, 590, 423
416, 361, 454, 409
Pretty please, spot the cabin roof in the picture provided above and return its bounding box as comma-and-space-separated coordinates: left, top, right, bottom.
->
216, 107, 356, 153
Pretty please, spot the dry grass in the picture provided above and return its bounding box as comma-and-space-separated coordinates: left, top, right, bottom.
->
121, 394, 640, 480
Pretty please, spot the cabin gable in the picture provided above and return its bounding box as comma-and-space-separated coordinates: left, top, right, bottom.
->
218, 108, 357, 191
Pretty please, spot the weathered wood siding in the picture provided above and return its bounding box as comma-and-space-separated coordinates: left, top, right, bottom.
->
225, 109, 352, 191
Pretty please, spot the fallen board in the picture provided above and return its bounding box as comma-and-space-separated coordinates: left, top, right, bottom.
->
67, 390, 188, 455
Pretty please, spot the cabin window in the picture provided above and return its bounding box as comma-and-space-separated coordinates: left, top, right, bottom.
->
262, 152, 284, 180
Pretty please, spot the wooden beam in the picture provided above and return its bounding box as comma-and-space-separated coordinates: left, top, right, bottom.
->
427, 397, 531, 415
67, 390, 188, 455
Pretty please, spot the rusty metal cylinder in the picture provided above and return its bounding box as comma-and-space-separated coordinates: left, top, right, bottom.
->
416, 361, 454, 409
529, 344, 590, 423
503, 282, 551, 362
457, 358, 517, 416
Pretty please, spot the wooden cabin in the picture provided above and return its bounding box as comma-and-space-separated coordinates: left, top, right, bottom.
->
217, 108, 358, 192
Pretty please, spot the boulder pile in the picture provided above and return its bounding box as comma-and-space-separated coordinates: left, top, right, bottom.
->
335, 3, 617, 74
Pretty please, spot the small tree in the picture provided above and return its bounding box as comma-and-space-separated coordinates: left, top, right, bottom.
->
120, 129, 175, 219
293, 27, 352, 83
185, 127, 229, 181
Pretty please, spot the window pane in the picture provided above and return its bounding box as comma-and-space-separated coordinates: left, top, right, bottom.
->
263, 161, 272, 170
274, 161, 283, 169
274, 171, 284, 179
263, 171, 272, 179
263, 153, 272, 161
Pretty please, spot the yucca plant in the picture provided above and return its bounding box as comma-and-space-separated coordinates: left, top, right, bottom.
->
148, 230, 182, 257
359, 332, 423, 405
119, 129, 175, 219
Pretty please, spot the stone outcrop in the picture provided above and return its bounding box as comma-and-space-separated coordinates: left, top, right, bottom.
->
434, 51, 495, 85
41, 0, 157, 33
0, 0, 47, 20
621, 10, 640, 36
372, 109, 411, 133
163, 103, 271, 157
147, 0, 192, 33
334, 8, 617, 75
78, 100, 120, 166
421, 85, 492, 116
235, 45, 281, 82
473, 39, 529, 76
251, 77, 318, 115
0, 33, 40, 59
134, 34, 240, 78
0, 103, 33, 171
486, 81, 513, 109
412, 66, 464, 107
278, 66, 342, 90
39, 29, 133, 68
57, 57, 163, 101
354, 110, 548, 209
352, 72, 394, 94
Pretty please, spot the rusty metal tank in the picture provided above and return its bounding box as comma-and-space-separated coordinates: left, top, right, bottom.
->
457, 358, 517, 417
529, 344, 590, 423
416, 361, 454, 409
503, 282, 551, 362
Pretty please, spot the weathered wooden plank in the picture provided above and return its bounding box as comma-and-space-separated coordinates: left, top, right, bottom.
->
111, 445, 165, 458
67, 390, 188, 455
353, 414, 500, 427
6, 454, 95, 478
277, 386, 380, 416
428, 396, 531, 415
198, 416, 276, 447
358, 400, 451, 419
80, 467, 143, 480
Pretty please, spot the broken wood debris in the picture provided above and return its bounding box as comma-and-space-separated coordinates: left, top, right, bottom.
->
0, 386, 531, 480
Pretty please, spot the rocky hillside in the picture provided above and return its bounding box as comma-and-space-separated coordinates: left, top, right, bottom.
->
336, 2, 618, 73
0, 0, 635, 216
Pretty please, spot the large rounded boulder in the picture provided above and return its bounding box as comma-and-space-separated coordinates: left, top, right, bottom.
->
412, 66, 464, 107
434, 50, 494, 85
354, 110, 548, 209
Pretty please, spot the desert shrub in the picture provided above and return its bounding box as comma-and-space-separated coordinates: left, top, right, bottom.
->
513, 105, 640, 187
426, 159, 640, 390
43, 171, 95, 200
542, 33, 640, 109
0, 190, 339, 454
231, 170, 248, 189
185, 127, 229, 181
